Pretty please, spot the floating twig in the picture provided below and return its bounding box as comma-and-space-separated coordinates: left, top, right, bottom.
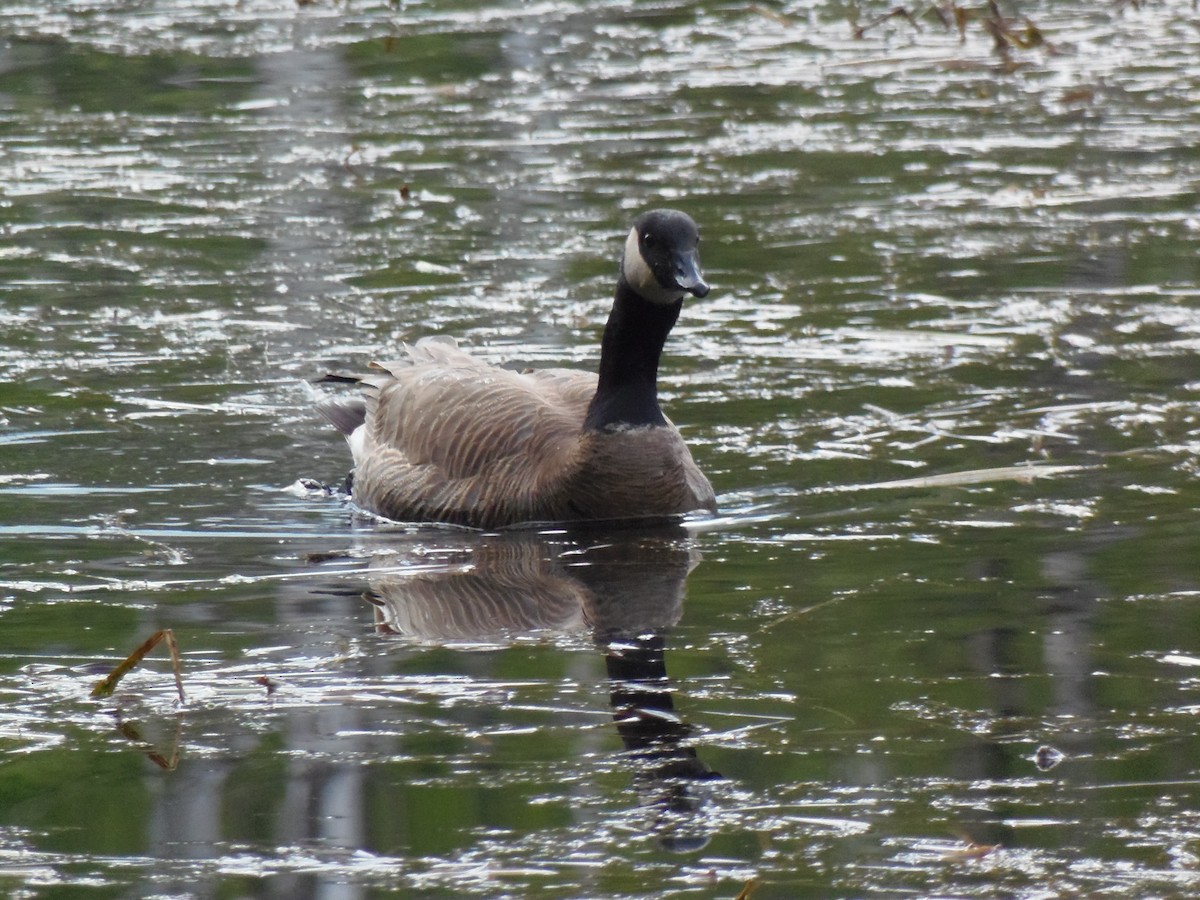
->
820, 463, 1089, 493
91, 628, 185, 704
854, 6, 921, 39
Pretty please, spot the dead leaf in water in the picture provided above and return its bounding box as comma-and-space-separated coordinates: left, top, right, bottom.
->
1060, 86, 1097, 106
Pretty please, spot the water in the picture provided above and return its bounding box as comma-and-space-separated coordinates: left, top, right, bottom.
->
3, 1, 1200, 896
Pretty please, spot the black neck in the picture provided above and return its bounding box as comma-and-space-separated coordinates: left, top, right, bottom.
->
584, 277, 682, 432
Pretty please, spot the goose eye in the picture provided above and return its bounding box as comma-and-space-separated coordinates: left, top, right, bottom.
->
642, 232, 655, 247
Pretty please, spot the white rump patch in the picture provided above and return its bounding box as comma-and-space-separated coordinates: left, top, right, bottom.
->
347, 424, 368, 465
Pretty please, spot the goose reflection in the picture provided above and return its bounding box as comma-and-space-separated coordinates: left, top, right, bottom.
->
363, 524, 721, 849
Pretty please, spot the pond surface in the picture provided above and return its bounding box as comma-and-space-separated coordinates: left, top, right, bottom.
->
3, 1, 1200, 897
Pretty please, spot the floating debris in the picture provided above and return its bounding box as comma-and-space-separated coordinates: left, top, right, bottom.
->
1034, 744, 1066, 771
90, 629, 185, 704
851, 1, 1059, 61
820, 463, 1090, 493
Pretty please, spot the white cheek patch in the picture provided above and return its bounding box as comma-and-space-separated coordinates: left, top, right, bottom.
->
622, 227, 685, 305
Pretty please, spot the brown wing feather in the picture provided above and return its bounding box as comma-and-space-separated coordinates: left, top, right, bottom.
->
350, 342, 596, 526
524, 367, 600, 410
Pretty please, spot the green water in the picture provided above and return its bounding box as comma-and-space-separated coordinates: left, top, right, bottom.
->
3, 2, 1200, 897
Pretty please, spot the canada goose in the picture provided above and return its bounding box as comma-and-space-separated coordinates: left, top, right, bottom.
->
318, 208, 717, 528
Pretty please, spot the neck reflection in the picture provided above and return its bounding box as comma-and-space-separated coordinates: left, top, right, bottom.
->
362, 522, 722, 849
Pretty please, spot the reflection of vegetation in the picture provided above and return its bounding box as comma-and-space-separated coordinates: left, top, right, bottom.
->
0, 747, 150, 855
0, 38, 257, 115
343, 30, 502, 83
220, 732, 290, 840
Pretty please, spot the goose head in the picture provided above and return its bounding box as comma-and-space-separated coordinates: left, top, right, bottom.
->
620, 209, 710, 306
